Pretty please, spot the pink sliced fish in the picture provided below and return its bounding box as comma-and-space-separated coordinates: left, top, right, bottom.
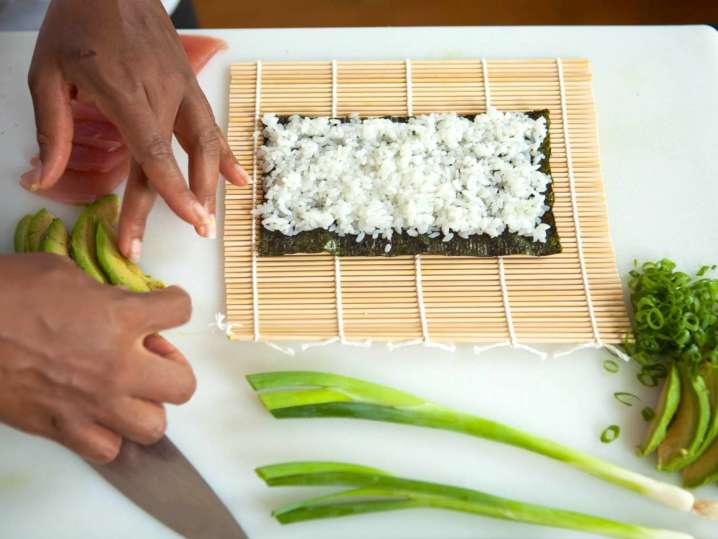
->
73, 120, 124, 151
27, 161, 131, 205
181, 34, 228, 73
67, 144, 129, 173
71, 100, 114, 123
23, 34, 227, 204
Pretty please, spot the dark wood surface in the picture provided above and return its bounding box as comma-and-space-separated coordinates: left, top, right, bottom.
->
195, 0, 718, 28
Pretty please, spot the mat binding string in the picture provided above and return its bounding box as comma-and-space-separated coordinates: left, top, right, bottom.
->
385, 59, 455, 353
471, 58, 547, 360
299, 59, 373, 352
245, 60, 296, 356
551, 58, 629, 363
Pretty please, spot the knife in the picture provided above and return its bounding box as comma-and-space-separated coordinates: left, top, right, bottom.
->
90, 436, 248, 539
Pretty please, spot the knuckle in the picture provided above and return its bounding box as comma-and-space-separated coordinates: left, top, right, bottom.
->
174, 371, 197, 404
168, 71, 194, 91
27, 77, 40, 97
92, 437, 121, 464
126, 210, 150, 230
172, 287, 193, 323
141, 408, 167, 443
27, 68, 45, 96
160, 286, 192, 324
141, 135, 173, 164
194, 126, 220, 152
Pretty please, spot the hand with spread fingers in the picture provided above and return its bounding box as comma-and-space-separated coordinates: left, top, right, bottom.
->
0, 254, 196, 463
24, 0, 249, 262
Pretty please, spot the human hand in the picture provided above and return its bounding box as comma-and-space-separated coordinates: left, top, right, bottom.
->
26, 0, 248, 258
0, 254, 196, 463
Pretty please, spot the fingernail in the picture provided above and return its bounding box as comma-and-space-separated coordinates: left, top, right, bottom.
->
236, 163, 252, 185
207, 214, 217, 239
129, 239, 142, 263
192, 201, 211, 226
20, 162, 43, 191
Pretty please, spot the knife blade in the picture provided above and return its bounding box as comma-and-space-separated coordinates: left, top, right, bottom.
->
90, 436, 248, 539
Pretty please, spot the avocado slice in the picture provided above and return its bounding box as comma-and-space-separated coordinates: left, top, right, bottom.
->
40, 219, 69, 256
96, 221, 151, 293
26, 209, 55, 252
683, 433, 718, 488
70, 194, 119, 283
683, 365, 718, 488
695, 364, 718, 457
126, 264, 166, 290
144, 275, 166, 290
657, 366, 710, 471
14, 214, 33, 252
89, 194, 120, 227
638, 363, 681, 456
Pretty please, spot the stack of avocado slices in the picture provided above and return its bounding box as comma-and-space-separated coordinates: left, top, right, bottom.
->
639, 363, 718, 489
14, 194, 164, 293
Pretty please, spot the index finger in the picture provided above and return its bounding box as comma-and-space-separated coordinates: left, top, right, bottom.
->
143, 334, 190, 367
175, 95, 221, 237
127, 346, 196, 405
100, 99, 211, 231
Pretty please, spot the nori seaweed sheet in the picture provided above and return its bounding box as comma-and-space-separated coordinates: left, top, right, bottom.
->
259, 110, 560, 257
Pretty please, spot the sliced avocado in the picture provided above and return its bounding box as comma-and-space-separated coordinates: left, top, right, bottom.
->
89, 194, 120, 228
126, 264, 165, 290
26, 209, 55, 252
657, 366, 710, 471
683, 426, 718, 488
695, 364, 718, 456
638, 363, 681, 456
14, 214, 33, 252
40, 219, 69, 256
684, 365, 718, 488
71, 213, 106, 283
144, 275, 166, 290
96, 221, 150, 293
70, 194, 119, 284
121, 254, 166, 290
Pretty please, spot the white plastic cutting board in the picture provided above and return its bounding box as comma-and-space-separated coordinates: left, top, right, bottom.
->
0, 26, 717, 539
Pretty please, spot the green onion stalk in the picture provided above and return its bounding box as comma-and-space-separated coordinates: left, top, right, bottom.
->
257, 461, 693, 539
248, 371, 703, 515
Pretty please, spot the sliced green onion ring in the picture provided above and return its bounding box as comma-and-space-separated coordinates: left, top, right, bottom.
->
614, 392, 640, 407
602, 359, 619, 374
642, 406, 655, 422
638, 372, 659, 387
601, 425, 620, 444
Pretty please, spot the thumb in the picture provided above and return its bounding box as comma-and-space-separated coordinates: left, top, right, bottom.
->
25, 69, 73, 190
131, 285, 193, 334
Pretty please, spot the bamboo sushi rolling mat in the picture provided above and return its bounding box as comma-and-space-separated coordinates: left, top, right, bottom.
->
223, 58, 631, 349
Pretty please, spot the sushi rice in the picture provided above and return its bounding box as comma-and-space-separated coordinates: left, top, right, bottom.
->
257, 109, 552, 243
